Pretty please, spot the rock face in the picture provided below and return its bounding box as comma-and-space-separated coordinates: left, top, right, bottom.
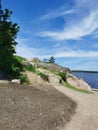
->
67, 73, 91, 91
30, 61, 71, 73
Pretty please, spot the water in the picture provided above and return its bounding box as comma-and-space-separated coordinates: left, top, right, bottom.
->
73, 72, 98, 89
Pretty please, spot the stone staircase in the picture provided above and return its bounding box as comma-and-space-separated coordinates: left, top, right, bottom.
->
38, 68, 61, 86
48, 73, 60, 86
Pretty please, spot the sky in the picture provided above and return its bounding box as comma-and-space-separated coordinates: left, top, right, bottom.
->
2, 0, 98, 71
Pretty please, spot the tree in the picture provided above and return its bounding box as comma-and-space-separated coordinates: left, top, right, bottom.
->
49, 56, 55, 64
0, 9, 23, 79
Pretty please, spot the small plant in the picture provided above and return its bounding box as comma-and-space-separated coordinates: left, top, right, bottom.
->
19, 74, 29, 84
38, 72, 49, 82
24, 65, 36, 73
42, 66, 48, 70
59, 72, 67, 82
59, 79, 62, 83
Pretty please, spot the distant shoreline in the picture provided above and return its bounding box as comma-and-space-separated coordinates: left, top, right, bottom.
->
72, 70, 98, 73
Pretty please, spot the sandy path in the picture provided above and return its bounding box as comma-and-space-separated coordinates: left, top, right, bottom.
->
54, 85, 98, 130
38, 68, 98, 130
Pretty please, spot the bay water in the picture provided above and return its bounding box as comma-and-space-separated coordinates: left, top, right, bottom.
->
73, 72, 98, 89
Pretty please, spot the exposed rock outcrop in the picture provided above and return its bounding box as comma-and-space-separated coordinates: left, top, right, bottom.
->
67, 73, 91, 91
24, 59, 92, 91
29, 60, 71, 73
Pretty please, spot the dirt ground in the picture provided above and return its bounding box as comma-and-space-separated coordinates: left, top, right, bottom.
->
0, 83, 76, 130
53, 85, 98, 130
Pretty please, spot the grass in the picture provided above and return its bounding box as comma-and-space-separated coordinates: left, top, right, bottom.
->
63, 82, 92, 94
14, 55, 26, 63
38, 72, 49, 82
24, 65, 36, 73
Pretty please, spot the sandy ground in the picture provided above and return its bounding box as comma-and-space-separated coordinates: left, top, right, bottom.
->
0, 83, 76, 130
53, 85, 98, 130
38, 68, 98, 130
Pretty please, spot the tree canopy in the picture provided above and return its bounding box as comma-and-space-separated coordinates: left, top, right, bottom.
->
0, 9, 23, 79
49, 56, 55, 64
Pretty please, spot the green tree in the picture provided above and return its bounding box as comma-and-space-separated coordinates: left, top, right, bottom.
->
0, 9, 23, 79
49, 56, 55, 64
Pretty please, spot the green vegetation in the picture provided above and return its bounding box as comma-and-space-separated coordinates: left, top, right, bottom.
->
43, 56, 55, 64
14, 55, 26, 63
58, 72, 67, 82
0, 9, 23, 80
64, 82, 92, 94
49, 56, 55, 63
24, 65, 36, 73
38, 72, 49, 82
41, 66, 49, 70
0, 9, 30, 84
19, 74, 29, 84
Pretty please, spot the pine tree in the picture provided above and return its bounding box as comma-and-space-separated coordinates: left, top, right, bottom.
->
49, 56, 55, 64
0, 9, 23, 79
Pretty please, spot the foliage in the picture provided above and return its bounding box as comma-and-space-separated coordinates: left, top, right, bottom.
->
49, 56, 55, 64
59, 72, 67, 82
14, 55, 26, 63
24, 64, 36, 73
0, 9, 21, 79
19, 74, 29, 84
38, 72, 49, 82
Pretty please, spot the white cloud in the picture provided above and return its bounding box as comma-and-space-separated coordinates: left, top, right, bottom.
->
40, 9, 74, 20
16, 38, 98, 59
16, 44, 38, 59
40, 10, 98, 40
54, 50, 98, 58
69, 60, 98, 71
16, 38, 53, 59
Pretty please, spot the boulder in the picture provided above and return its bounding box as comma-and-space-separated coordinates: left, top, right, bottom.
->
11, 79, 21, 84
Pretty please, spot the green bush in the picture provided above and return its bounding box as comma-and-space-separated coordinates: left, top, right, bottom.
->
59, 72, 67, 82
14, 55, 26, 63
5, 57, 24, 80
19, 74, 29, 84
24, 65, 36, 73
38, 72, 49, 82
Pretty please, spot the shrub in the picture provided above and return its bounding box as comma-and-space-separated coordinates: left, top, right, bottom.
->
5, 57, 24, 80
59, 72, 67, 82
24, 65, 36, 73
19, 74, 29, 84
38, 72, 49, 82
14, 55, 26, 63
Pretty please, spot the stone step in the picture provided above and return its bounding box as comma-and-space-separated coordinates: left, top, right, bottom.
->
49, 78, 59, 81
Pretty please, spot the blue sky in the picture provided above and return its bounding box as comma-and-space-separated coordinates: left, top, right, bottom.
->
2, 0, 98, 71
